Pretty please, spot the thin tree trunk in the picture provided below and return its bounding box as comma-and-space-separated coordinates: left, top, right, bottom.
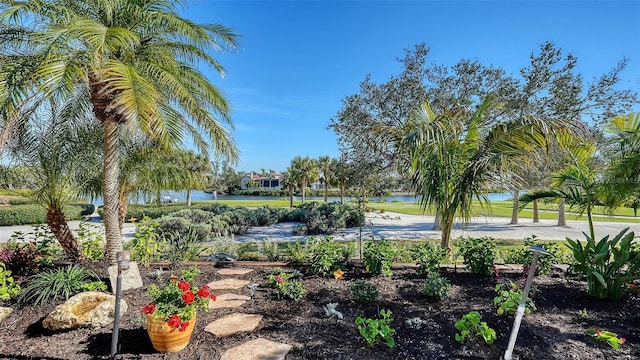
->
340, 183, 345, 204
510, 190, 519, 225
302, 181, 306, 203
186, 188, 192, 206
557, 198, 566, 226
47, 206, 86, 263
118, 194, 128, 231
103, 119, 123, 264
432, 210, 442, 231
289, 187, 294, 208
441, 212, 455, 256
324, 180, 328, 202
533, 199, 539, 223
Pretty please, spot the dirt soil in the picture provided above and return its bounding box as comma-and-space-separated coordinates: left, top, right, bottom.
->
1, 260, 639, 360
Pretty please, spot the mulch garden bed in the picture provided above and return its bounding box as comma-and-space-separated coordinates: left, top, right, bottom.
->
1, 260, 638, 359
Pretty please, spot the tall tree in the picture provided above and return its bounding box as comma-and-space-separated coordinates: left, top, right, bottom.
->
290, 156, 319, 203
318, 155, 332, 202
8, 97, 102, 262
0, 0, 240, 264
281, 166, 298, 208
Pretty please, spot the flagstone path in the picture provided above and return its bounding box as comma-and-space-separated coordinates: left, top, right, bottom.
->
205, 267, 293, 360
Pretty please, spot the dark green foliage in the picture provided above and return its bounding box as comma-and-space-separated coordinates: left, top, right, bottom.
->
157, 216, 211, 241
290, 202, 364, 235
566, 228, 640, 300
363, 239, 396, 277
498, 235, 563, 275
348, 280, 381, 304
493, 281, 536, 315
309, 236, 344, 277
412, 242, 446, 277
237, 242, 261, 261
116, 203, 213, 221
456, 236, 497, 276
421, 272, 451, 301
0, 203, 93, 226
162, 228, 208, 267
18, 265, 103, 306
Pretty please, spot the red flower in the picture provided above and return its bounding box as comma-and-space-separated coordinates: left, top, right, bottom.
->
275, 275, 284, 283
178, 281, 191, 292
620, 338, 626, 344
179, 321, 189, 332
170, 275, 178, 282
210, 294, 217, 301
197, 286, 211, 298
167, 314, 181, 328
182, 291, 195, 305
142, 303, 155, 315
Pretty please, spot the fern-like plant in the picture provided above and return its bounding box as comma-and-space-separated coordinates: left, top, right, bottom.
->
18, 265, 102, 306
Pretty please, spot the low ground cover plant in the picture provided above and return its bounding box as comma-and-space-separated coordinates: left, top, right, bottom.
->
0, 262, 20, 300
585, 329, 626, 349
421, 272, 451, 301
493, 280, 536, 315
18, 265, 104, 306
267, 271, 306, 301
454, 311, 496, 345
348, 280, 381, 304
355, 309, 396, 348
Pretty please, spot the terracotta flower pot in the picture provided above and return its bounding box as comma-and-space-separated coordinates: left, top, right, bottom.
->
146, 314, 196, 352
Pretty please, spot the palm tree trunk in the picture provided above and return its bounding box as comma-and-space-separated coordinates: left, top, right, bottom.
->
587, 206, 595, 240
302, 181, 306, 203
324, 181, 328, 202
510, 190, 519, 224
340, 183, 345, 204
557, 198, 566, 226
432, 210, 442, 231
103, 119, 123, 264
532, 199, 539, 223
186, 188, 192, 206
118, 194, 128, 231
440, 211, 455, 255
289, 187, 294, 208
47, 206, 86, 263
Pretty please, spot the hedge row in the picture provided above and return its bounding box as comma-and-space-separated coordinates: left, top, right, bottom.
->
0, 204, 95, 226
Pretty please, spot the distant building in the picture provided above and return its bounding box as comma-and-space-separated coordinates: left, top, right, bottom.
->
240, 173, 283, 190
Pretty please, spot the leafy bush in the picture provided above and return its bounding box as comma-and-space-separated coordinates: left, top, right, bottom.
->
412, 242, 446, 277
18, 265, 103, 306
162, 228, 208, 266
348, 280, 381, 304
125, 217, 165, 267
498, 235, 563, 275
260, 239, 280, 261
0, 204, 94, 226
237, 242, 260, 261
566, 228, 640, 300
456, 236, 496, 276
355, 309, 396, 348
157, 216, 211, 241
2, 226, 62, 276
0, 262, 20, 300
454, 311, 496, 345
76, 222, 104, 261
209, 236, 240, 258
291, 202, 363, 235
421, 272, 451, 301
287, 240, 310, 262
115, 203, 212, 221
267, 272, 306, 301
363, 239, 396, 277
493, 281, 536, 316
309, 236, 344, 277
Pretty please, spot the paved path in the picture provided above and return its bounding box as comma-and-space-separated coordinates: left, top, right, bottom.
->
1, 211, 639, 243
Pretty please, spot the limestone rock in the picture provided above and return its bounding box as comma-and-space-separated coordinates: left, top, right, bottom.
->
43, 291, 127, 331
107, 261, 143, 293
207, 278, 250, 291
209, 293, 251, 309
205, 313, 263, 337
220, 338, 292, 360
217, 268, 254, 276
0, 307, 13, 322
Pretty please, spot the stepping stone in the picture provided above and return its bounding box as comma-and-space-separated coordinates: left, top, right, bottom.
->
0, 307, 13, 323
217, 268, 254, 276
207, 278, 250, 291
220, 338, 292, 360
209, 293, 251, 309
205, 313, 263, 337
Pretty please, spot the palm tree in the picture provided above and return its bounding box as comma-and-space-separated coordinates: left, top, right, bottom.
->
281, 166, 298, 208
290, 156, 319, 203
403, 96, 583, 252
0, 0, 239, 264
8, 97, 103, 263
318, 155, 332, 202
332, 158, 351, 204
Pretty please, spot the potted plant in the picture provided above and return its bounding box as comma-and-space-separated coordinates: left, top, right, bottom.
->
141, 267, 216, 352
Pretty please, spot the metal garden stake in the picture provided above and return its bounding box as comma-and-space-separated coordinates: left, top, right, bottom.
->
111, 251, 130, 358
504, 245, 550, 360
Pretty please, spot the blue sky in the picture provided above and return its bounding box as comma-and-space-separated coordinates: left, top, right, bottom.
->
182, 0, 640, 173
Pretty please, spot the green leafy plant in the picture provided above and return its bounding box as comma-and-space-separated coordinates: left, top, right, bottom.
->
454, 311, 496, 345
576, 308, 589, 319
287, 240, 310, 262
585, 329, 626, 349
162, 227, 208, 267
126, 216, 165, 267
355, 309, 396, 348
493, 281, 536, 316
421, 272, 451, 301
566, 228, 640, 300
267, 272, 306, 301
0, 262, 20, 300
77, 222, 105, 261
412, 242, 446, 278
363, 239, 396, 277
81, 281, 108, 292
456, 236, 497, 276
142, 267, 215, 331
18, 265, 102, 306
309, 236, 344, 277
498, 235, 566, 275
347, 280, 381, 304
260, 239, 280, 261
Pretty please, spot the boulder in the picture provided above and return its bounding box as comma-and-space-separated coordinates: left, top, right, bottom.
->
0, 307, 12, 323
43, 291, 127, 331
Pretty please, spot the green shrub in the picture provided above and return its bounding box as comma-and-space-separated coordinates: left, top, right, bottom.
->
493, 281, 536, 315
498, 235, 562, 275
287, 240, 310, 262
348, 280, 381, 304
412, 242, 446, 278
363, 239, 396, 277
267, 272, 306, 301
0, 203, 93, 226
355, 309, 396, 348
421, 272, 451, 301
1, 226, 62, 275
455, 311, 496, 345
291, 202, 364, 235
457, 236, 496, 276
162, 228, 208, 266
7, 197, 34, 205
0, 262, 21, 300
566, 228, 640, 300
309, 236, 344, 277
18, 265, 102, 306
260, 239, 280, 261
237, 242, 260, 261
125, 217, 165, 267
77, 222, 105, 261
